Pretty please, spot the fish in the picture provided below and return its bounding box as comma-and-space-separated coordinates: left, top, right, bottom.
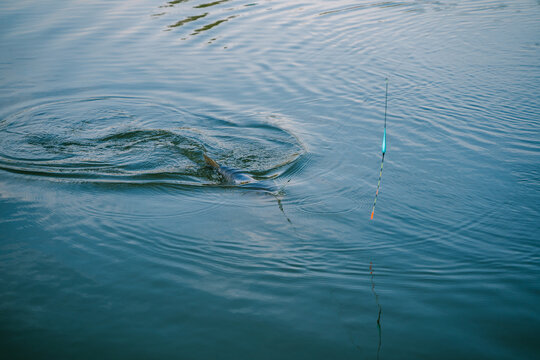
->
203, 153, 258, 185
203, 153, 284, 193
204, 153, 295, 226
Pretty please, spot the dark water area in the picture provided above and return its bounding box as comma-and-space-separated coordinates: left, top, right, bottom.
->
1, 0, 539, 359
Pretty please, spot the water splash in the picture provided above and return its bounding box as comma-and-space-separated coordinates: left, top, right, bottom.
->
0, 96, 304, 186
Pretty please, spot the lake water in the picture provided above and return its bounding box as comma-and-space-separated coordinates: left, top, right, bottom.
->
1, 0, 539, 359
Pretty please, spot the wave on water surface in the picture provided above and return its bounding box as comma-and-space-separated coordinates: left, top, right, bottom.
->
0, 96, 305, 186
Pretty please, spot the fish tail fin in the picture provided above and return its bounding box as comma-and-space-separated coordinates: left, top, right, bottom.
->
203, 153, 220, 169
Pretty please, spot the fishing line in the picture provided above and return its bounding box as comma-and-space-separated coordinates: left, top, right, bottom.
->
370, 79, 388, 220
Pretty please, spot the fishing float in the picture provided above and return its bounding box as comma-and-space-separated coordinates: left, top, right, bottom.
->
370, 79, 388, 220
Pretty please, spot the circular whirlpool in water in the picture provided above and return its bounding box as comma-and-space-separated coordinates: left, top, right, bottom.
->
0, 96, 305, 186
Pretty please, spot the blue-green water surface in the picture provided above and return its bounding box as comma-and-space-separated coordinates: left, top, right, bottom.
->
1, 1, 539, 359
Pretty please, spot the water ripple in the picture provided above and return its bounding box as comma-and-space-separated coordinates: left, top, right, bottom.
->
0, 95, 305, 186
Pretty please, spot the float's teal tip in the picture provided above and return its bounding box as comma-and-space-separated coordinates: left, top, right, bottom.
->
382, 128, 386, 154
